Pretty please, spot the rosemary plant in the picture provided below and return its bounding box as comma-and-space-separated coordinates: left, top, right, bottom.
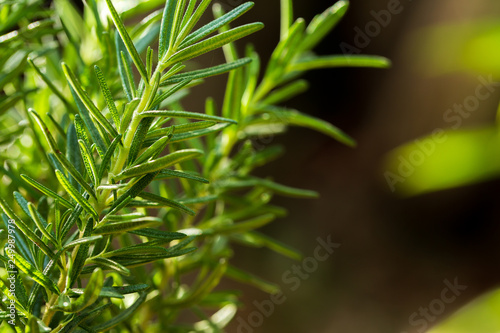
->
0, 0, 389, 331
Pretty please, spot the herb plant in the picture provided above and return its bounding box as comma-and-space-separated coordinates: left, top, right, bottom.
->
0, 0, 389, 331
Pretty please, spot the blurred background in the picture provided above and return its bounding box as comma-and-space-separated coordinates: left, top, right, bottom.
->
197, 0, 500, 332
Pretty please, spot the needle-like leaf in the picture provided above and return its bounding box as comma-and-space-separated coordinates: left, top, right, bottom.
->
104, 0, 148, 82
166, 23, 264, 66
55, 170, 99, 220
290, 55, 391, 72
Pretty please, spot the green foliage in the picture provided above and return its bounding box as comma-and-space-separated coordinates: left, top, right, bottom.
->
0, 0, 388, 331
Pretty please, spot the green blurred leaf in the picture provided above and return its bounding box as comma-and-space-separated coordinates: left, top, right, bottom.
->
78, 139, 97, 187
262, 106, 356, 146
129, 228, 186, 241
299, 0, 349, 52
384, 127, 500, 195
93, 292, 147, 331
98, 134, 123, 181
86, 257, 131, 276
95, 65, 120, 129
156, 169, 209, 184
290, 55, 391, 72
221, 176, 319, 199
226, 265, 280, 294
135, 134, 172, 165
58, 303, 111, 333
68, 218, 94, 287
162, 58, 252, 86
138, 192, 196, 215
13, 251, 60, 295
27, 202, 57, 246
280, 0, 293, 40
428, 289, 500, 333
55, 170, 98, 220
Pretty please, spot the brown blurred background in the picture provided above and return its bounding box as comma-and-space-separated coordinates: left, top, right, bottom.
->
197, 0, 500, 332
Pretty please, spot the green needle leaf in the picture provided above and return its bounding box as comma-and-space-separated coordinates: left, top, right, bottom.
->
95, 65, 120, 129
13, 251, 60, 295
27, 202, 57, 246
68, 218, 94, 287
161, 58, 252, 85
139, 110, 236, 124
94, 292, 147, 331
260, 80, 309, 106
107, 172, 158, 216
128, 117, 155, 165
180, 2, 255, 48
153, 79, 192, 107
262, 107, 356, 147
13, 191, 48, 228
138, 192, 196, 215
116, 149, 203, 180
98, 133, 123, 181
208, 213, 276, 235
94, 218, 162, 235
299, 0, 349, 52
55, 170, 99, 220
120, 51, 137, 99
166, 23, 264, 66
221, 176, 319, 199
226, 265, 280, 294
86, 257, 131, 276
280, 0, 293, 40
104, 0, 148, 82
20, 174, 75, 209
